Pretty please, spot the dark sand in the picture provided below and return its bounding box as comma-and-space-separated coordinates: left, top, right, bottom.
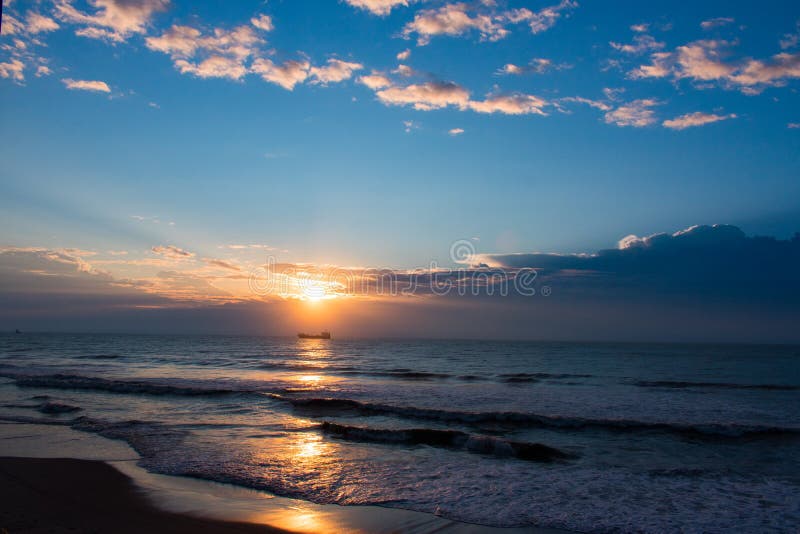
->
0, 457, 287, 533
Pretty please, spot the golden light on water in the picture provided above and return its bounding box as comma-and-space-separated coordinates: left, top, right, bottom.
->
250, 505, 345, 533
294, 432, 326, 459
297, 374, 323, 384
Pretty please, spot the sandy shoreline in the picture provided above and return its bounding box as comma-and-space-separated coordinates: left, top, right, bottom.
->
0, 422, 565, 533
0, 456, 287, 533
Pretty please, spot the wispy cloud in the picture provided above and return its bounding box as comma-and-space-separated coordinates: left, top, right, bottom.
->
203, 258, 241, 271
344, 0, 410, 16
359, 71, 393, 89
0, 59, 25, 83
604, 99, 660, 127
496, 58, 570, 76
146, 23, 264, 80
251, 58, 311, 90
402, 1, 577, 46
377, 81, 470, 110
368, 72, 552, 116
220, 244, 276, 250
662, 111, 737, 130
55, 0, 169, 42
250, 14, 274, 32
631, 39, 800, 94
469, 93, 549, 115
151, 245, 194, 259
781, 22, 800, 50
25, 13, 60, 34
62, 78, 111, 92
610, 34, 664, 55
700, 17, 734, 30
308, 58, 364, 84
403, 119, 420, 133
448, 128, 465, 136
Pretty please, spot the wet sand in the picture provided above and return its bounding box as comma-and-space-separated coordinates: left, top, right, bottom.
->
0, 423, 564, 533
0, 456, 286, 533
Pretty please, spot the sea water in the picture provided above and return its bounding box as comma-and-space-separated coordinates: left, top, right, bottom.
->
1, 333, 798, 532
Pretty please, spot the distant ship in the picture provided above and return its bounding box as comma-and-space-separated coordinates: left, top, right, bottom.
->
298, 331, 331, 339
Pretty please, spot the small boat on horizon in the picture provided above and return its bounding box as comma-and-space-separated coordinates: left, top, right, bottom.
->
298, 331, 331, 339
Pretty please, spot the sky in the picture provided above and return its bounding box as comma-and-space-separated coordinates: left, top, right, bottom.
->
1, 0, 800, 341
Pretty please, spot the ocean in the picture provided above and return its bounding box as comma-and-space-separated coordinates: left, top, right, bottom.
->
1, 333, 799, 532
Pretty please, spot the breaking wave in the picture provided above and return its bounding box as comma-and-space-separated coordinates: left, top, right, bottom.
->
282, 395, 800, 439
4, 373, 244, 397
320, 421, 574, 462
634, 380, 800, 391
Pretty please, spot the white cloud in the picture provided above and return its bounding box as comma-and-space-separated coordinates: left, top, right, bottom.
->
376, 81, 471, 110
26, 12, 60, 34
630, 39, 800, 94
146, 23, 263, 80
344, 0, 409, 16
559, 96, 611, 111
511, 0, 577, 35
402, 1, 576, 45
604, 99, 659, 127
62, 78, 111, 92
55, 0, 169, 42
308, 58, 363, 84
359, 72, 393, 89
700, 17, 734, 30
146, 22, 359, 89
250, 14, 273, 32
448, 128, 464, 135
781, 22, 800, 50
0, 59, 25, 83
403, 119, 419, 133
496, 57, 568, 75
367, 74, 551, 116
662, 111, 737, 130
610, 34, 664, 55
175, 55, 248, 80
403, 3, 508, 45
469, 93, 549, 115
251, 58, 310, 90
1, 14, 24, 35
397, 48, 411, 61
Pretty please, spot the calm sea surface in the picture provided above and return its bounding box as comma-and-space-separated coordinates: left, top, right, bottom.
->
1, 333, 799, 532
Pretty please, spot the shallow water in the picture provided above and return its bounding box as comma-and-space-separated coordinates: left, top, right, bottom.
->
1, 333, 799, 532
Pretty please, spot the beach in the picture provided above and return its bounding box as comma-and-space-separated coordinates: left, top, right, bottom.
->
0, 422, 546, 533
0, 456, 286, 534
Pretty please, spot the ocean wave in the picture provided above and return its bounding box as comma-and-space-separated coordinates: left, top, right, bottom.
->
282, 395, 800, 438
500, 372, 592, 382
37, 401, 82, 414
320, 421, 574, 462
634, 380, 800, 391
4, 373, 244, 397
71, 417, 188, 458
0, 414, 74, 425
79, 353, 121, 360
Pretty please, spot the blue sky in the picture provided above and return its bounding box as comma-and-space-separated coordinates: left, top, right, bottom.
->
1, 1, 800, 339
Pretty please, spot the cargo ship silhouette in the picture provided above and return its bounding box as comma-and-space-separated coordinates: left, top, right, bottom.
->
297, 331, 331, 339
